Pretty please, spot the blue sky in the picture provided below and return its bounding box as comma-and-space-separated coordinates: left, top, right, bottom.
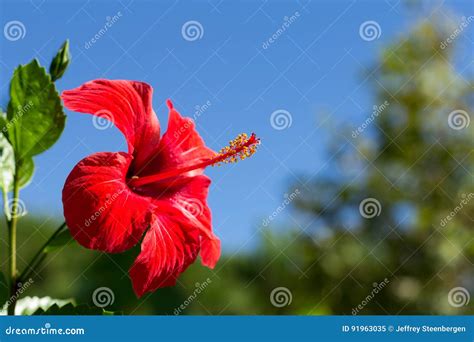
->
0, 0, 472, 252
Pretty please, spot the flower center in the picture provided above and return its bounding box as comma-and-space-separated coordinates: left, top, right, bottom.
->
128, 133, 260, 187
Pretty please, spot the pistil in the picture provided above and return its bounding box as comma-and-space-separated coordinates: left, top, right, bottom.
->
129, 133, 260, 187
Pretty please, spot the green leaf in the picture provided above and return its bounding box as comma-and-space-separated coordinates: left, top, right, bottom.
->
0, 126, 15, 194
44, 228, 73, 253
0, 116, 34, 193
0, 272, 9, 307
16, 156, 34, 189
49, 40, 70, 82
33, 303, 116, 315
7, 59, 66, 160
15, 296, 74, 315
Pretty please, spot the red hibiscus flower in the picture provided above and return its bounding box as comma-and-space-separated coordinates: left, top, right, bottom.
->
61, 79, 259, 297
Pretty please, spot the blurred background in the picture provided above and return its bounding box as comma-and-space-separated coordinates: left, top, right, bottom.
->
0, 0, 473, 314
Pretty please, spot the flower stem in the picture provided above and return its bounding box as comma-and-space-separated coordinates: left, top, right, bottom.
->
7, 176, 20, 315
18, 222, 67, 283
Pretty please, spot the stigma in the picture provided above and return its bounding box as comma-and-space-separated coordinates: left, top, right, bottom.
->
211, 133, 260, 166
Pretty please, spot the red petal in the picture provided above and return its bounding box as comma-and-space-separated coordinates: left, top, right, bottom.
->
62, 152, 151, 253
130, 175, 221, 297
153, 175, 221, 267
200, 234, 221, 269
129, 214, 201, 297
61, 80, 160, 170
135, 100, 215, 179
